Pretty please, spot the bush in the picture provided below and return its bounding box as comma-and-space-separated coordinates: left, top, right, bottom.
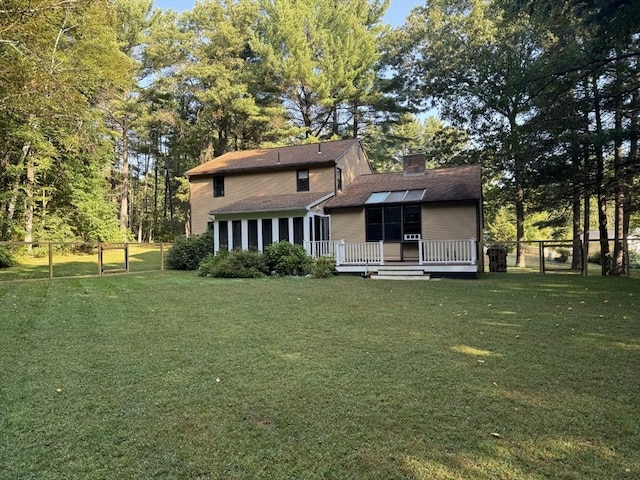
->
0, 247, 16, 269
198, 249, 267, 278
312, 256, 336, 278
165, 231, 214, 270
263, 241, 312, 276
589, 250, 640, 270
588, 251, 603, 265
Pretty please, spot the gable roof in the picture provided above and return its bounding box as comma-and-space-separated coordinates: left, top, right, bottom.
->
211, 191, 334, 216
325, 164, 482, 210
186, 139, 362, 177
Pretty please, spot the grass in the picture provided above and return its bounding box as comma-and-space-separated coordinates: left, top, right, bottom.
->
0, 272, 638, 479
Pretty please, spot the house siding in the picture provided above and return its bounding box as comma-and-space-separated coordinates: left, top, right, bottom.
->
330, 208, 365, 243
422, 203, 479, 240
335, 143, 373, 189
190, 165, 336, 235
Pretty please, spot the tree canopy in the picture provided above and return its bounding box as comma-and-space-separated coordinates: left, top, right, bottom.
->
1, 0, 638, 274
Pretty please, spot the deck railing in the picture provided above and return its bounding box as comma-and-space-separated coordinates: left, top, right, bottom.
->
305, 240, 384, 265
419, 239, 477, 265
306, 239, 476, 266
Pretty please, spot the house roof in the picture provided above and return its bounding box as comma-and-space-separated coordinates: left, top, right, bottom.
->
186, 139, 362, 177
210, 191, 334, 216
325, 164, 482, 210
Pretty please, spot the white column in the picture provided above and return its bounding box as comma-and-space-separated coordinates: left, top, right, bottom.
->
227, 223, 233, 250
214, 221, 220, 254
272, 218, 278, 244
288, 217, 294, 243
304, 214, 311, 244
241, 220, 248, 250
257, 219, 264, 252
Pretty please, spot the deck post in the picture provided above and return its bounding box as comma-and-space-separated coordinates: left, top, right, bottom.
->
470, 239, 477, 265
418, 240, 424, 265
379, 241, 384, 264
336, 240, 345, 265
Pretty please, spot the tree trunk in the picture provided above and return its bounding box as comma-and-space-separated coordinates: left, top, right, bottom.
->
612, 99, 625, 275
592, 77, 611, 276
571, 189, 582, 270
120, 119, 130, 235
24, 154, 35, 246
509, 113, 526, 268
3, 144, 30, 240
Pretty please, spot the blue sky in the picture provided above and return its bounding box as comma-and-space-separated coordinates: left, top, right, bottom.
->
153, 0, 424, 27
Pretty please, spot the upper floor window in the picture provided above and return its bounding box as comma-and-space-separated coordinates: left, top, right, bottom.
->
336, 167, 343, 190
297, 169, 309, 192
213, 176, 225, 197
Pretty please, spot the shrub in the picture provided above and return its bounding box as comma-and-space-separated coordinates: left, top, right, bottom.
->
589, 250, 640, 270
312, 256, 336, 278
0, 247, 16, 269
165, 231, 214, 270
588, 251, 607, 266
263, 241, 312, 276
198, 249, 267, 278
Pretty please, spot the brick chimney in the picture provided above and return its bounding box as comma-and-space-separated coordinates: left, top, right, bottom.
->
402, 153, 426, 177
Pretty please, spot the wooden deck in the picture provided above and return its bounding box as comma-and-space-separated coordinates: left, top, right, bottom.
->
305, 239, 480, 278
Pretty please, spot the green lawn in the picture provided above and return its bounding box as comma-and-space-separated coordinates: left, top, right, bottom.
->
0, 272, 638, 479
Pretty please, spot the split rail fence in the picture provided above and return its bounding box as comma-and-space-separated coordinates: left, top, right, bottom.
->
0, 242, 171, 282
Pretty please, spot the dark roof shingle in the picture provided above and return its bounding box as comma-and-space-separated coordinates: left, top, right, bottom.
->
325, 165, 482, 209
186, 139, 362, 176
211, 192, 334, 215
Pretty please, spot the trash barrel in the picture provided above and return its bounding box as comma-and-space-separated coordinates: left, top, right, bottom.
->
487, 246, 507, 272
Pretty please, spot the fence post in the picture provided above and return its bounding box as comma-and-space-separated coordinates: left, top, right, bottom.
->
98, 242, 103, 276
160, 243, 164, 270
539, 241, 545, 275
48, 242, 53, 279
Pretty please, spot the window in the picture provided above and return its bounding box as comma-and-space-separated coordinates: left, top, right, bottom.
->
364, 189, 426, 204
248, 220, 258, 250
262, 219, 273, 248
366, 207, 383, 242
384, 206, 402, 242
278, 218, 289, 242
336, 167, 343, 190
297, 169, 309, 192
213, 176, 225, 197
314, 216, 330, 241
218, 221, 228, 250
365, 205, 421, 242
232, 220, 241, 250
293, 217, 304, 245
403, 205, 421, 235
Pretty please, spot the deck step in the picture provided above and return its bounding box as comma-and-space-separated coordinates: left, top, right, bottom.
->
372, 268, 430, 280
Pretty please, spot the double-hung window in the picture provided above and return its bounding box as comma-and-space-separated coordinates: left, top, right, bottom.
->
297, 169, 309, 192
213, 176, 225, 197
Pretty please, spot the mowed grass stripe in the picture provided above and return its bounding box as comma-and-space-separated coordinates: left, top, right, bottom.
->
0, 273, 638, 479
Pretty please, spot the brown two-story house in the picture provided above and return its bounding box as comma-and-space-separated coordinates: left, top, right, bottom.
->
185, 139, 372, 253
186, 139, 484, 277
